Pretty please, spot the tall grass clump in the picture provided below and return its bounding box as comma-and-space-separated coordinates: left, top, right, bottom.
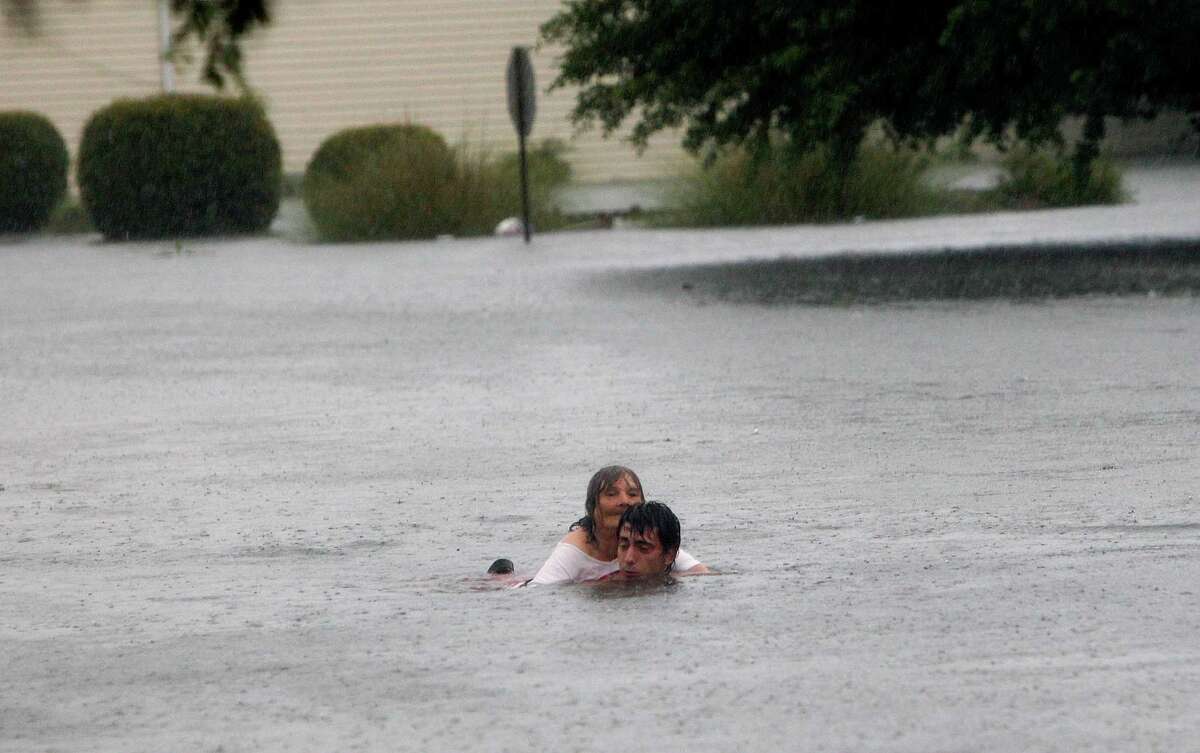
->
0, 111, 69, 233
672, 140, 939, 226
452, 138, 572, 236
304, 125, 572, 242
996, 147, 1125, 208
78, 94, 281, 240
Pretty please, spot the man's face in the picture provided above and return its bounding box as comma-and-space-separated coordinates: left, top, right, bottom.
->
616, 523, 676, 578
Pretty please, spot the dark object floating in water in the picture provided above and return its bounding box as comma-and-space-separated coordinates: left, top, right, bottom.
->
488, 558, 515, 575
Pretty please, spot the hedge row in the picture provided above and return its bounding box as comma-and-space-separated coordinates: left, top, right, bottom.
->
303, 125, 573, 242
2, 96, 282, 239
3, 98, 569, 242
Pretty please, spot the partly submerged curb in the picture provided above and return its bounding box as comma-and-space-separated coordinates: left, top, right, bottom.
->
620, 237, 1200, 304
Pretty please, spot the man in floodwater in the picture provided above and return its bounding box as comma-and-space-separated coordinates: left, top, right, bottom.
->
604, 501, 681, 581
490, 500, 697, 586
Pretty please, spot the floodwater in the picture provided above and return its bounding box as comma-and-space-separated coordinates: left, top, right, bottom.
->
3, 171, 1199, 752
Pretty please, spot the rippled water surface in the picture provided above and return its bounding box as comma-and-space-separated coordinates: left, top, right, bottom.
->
3, 187, 1199, 752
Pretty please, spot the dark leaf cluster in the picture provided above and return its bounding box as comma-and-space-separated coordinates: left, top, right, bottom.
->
3, 0, 270, 90
170, 0, 271, 89
542, 0, 1200, 166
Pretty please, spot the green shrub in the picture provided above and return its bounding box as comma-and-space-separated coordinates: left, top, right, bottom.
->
46, 197, 94, 235
672, 140, 939, 226
451, 138, 572, 237
304, 126, 573, 242
77, 94, 281, 239
304, 124, 459, 242
996, 147, 1125, 208
0, 111, 69, 233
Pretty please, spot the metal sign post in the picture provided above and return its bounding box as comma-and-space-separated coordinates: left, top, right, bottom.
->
157, 0, 176, 92
506, 46, 536, 244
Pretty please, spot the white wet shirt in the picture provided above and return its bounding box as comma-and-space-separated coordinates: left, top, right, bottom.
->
529, 541, 701, 585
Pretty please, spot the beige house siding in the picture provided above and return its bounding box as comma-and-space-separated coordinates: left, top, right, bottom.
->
1, 0, 691, 183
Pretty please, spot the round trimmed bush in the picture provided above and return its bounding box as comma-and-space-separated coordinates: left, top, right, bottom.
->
0, 111, 69, 233
77, 94, 281, 239
303, 124, 458, 242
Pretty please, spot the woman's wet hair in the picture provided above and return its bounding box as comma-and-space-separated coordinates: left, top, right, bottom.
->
617, 501, 681, 555
569, 465, 643, 544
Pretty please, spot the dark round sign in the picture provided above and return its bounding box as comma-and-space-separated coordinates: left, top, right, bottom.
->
506, 46, 537, 138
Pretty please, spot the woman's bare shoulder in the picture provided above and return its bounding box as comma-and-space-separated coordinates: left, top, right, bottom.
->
563, 528, 612, 559
561, 528, 590, 548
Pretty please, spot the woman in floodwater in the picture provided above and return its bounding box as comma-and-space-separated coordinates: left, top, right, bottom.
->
528, 465, 708, 585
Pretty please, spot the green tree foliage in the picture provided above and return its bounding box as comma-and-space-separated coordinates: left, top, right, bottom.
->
542, 0, 1200, 183
0, 110, 68, 233
939, 1, 1200, 183
2, 0, 270, 89
169, 0, 270, 89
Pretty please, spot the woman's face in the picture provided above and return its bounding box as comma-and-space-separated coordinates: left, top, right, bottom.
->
593, 474, 643, 532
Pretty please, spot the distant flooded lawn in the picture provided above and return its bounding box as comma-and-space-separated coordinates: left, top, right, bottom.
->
620, 239, 1200, 304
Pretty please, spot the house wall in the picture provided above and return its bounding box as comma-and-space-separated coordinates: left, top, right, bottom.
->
0, 0, 692, 183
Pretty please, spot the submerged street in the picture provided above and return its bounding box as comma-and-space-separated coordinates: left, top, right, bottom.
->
2, 163, 1199, 752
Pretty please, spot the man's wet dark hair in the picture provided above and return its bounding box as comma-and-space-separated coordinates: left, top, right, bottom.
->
617, 500, 680, 555
569, 465, 644, 544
